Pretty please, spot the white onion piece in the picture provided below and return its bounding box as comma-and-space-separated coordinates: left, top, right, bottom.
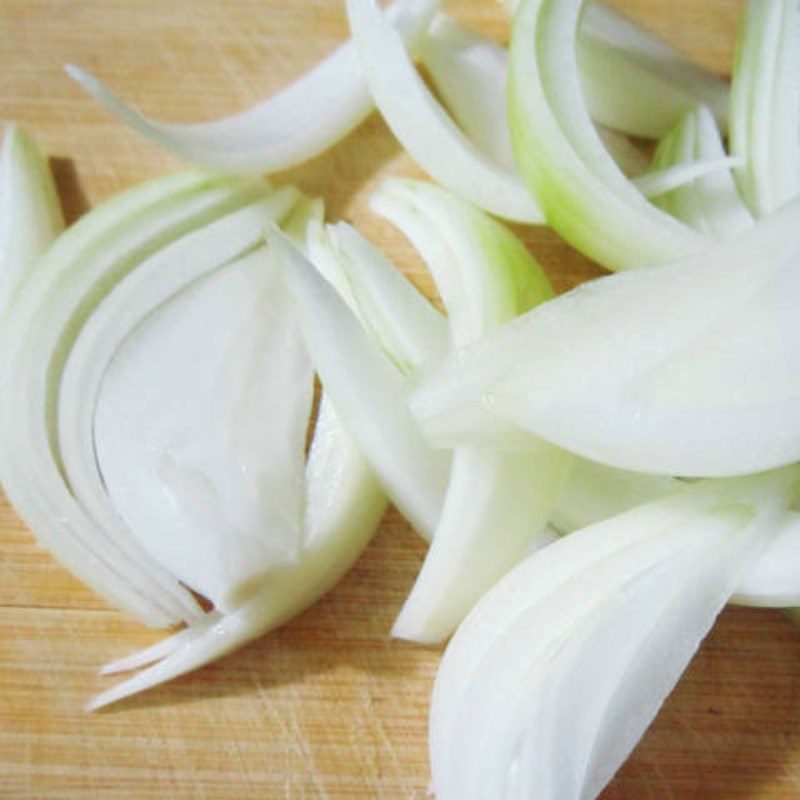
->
1, 172, 264, 626
271, 227, 450, 539
94, 249, 314, 613
57, 191, 300, 614
652, 106, 753, 238
89, 202, 388, 706
88, 394, 388, 710
413, 194, 800, 476
501, 0, 730, 138
420, 15, 517, 170
65, 0, 438, 174
430, 471, 797, 799
730, 0, 800, 217
347, 0, 543, 224
420, 16, 655, 182
372, 179, 564, 642
0, 124, 64, 317
578, 3, 730, 137
508, 0, 706, 270
306, 220, 447, 375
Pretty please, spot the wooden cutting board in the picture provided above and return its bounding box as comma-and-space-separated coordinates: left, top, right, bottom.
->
1, 0, 799, 797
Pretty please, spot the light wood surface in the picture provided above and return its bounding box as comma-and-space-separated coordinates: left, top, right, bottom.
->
1, 0, 799, 797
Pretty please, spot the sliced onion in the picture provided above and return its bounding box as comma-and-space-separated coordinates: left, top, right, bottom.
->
732, 511, 800, 607
66, 0, 438, 174
508, 0, 706, 270
347, 0, 543, 224
0, 172, 267, 626
413, 194, 800, 476
632, 156, 741, 199
271, 227, 450, 539
305, 220, 447, 375
578, 3, 730, 137
372, 179, 565, 642
420, 15, 517, 170
87, 393, 388, 710
0, 124, 64, 316
730, 0, 800, 217
92, 250, 312, 613
430, 469, 797, 799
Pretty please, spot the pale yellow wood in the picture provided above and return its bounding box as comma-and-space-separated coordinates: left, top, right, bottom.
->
1, 0, 798, 797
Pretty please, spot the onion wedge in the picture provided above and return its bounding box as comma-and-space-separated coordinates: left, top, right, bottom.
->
413, 193, 800, 477
430, 468, 798, 799
730, 0, 800, 217
66, 0, 438, 174
88, 394, 387, 710
371, 179, 566, 643
271, 227, 450, 539
0, 172, 272, 626
0, 124, 64, 316
347, 0, 543, 224
508, 0, 706, 270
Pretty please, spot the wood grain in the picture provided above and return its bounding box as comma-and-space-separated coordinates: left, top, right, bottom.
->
1, 0, 798, 797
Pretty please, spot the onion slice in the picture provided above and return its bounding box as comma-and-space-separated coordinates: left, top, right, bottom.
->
1, 172, 269, 626
730, 0, 800, 217
65, 0, 438, 174
0, 124, 64, 316
429, 469, 798, 799
271, 227, 450, 539
88, 394, 388, 710
91, 247, 313, 613
371, 179, 566, 642
305, 220, 447, 375
413, 194, 800, 476
577, 2, 730, 138
347, 0, 543, 224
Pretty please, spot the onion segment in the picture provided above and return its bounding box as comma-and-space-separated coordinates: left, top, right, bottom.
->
347, 0, 543, 224
66, 0, 438, 174
577, 3, 730, 138
420, 15, 517, 170
87, 200, 389, 707
413, 192, 800, 476
421, 13, 722, 189
372, 179, 566, 643
430, 469, 798, 799
58, 191, 300, 614
0, 124, 64, 317
508, 0, 706, 270
0, 172, 271, 626
652, 106, 753, 238
501, 1, 730, 138
90, 245, 313, 613
306, 220, 447, 375
269, 227, 450, 539
730, 0, 800, 217
87, 393, 388, 710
